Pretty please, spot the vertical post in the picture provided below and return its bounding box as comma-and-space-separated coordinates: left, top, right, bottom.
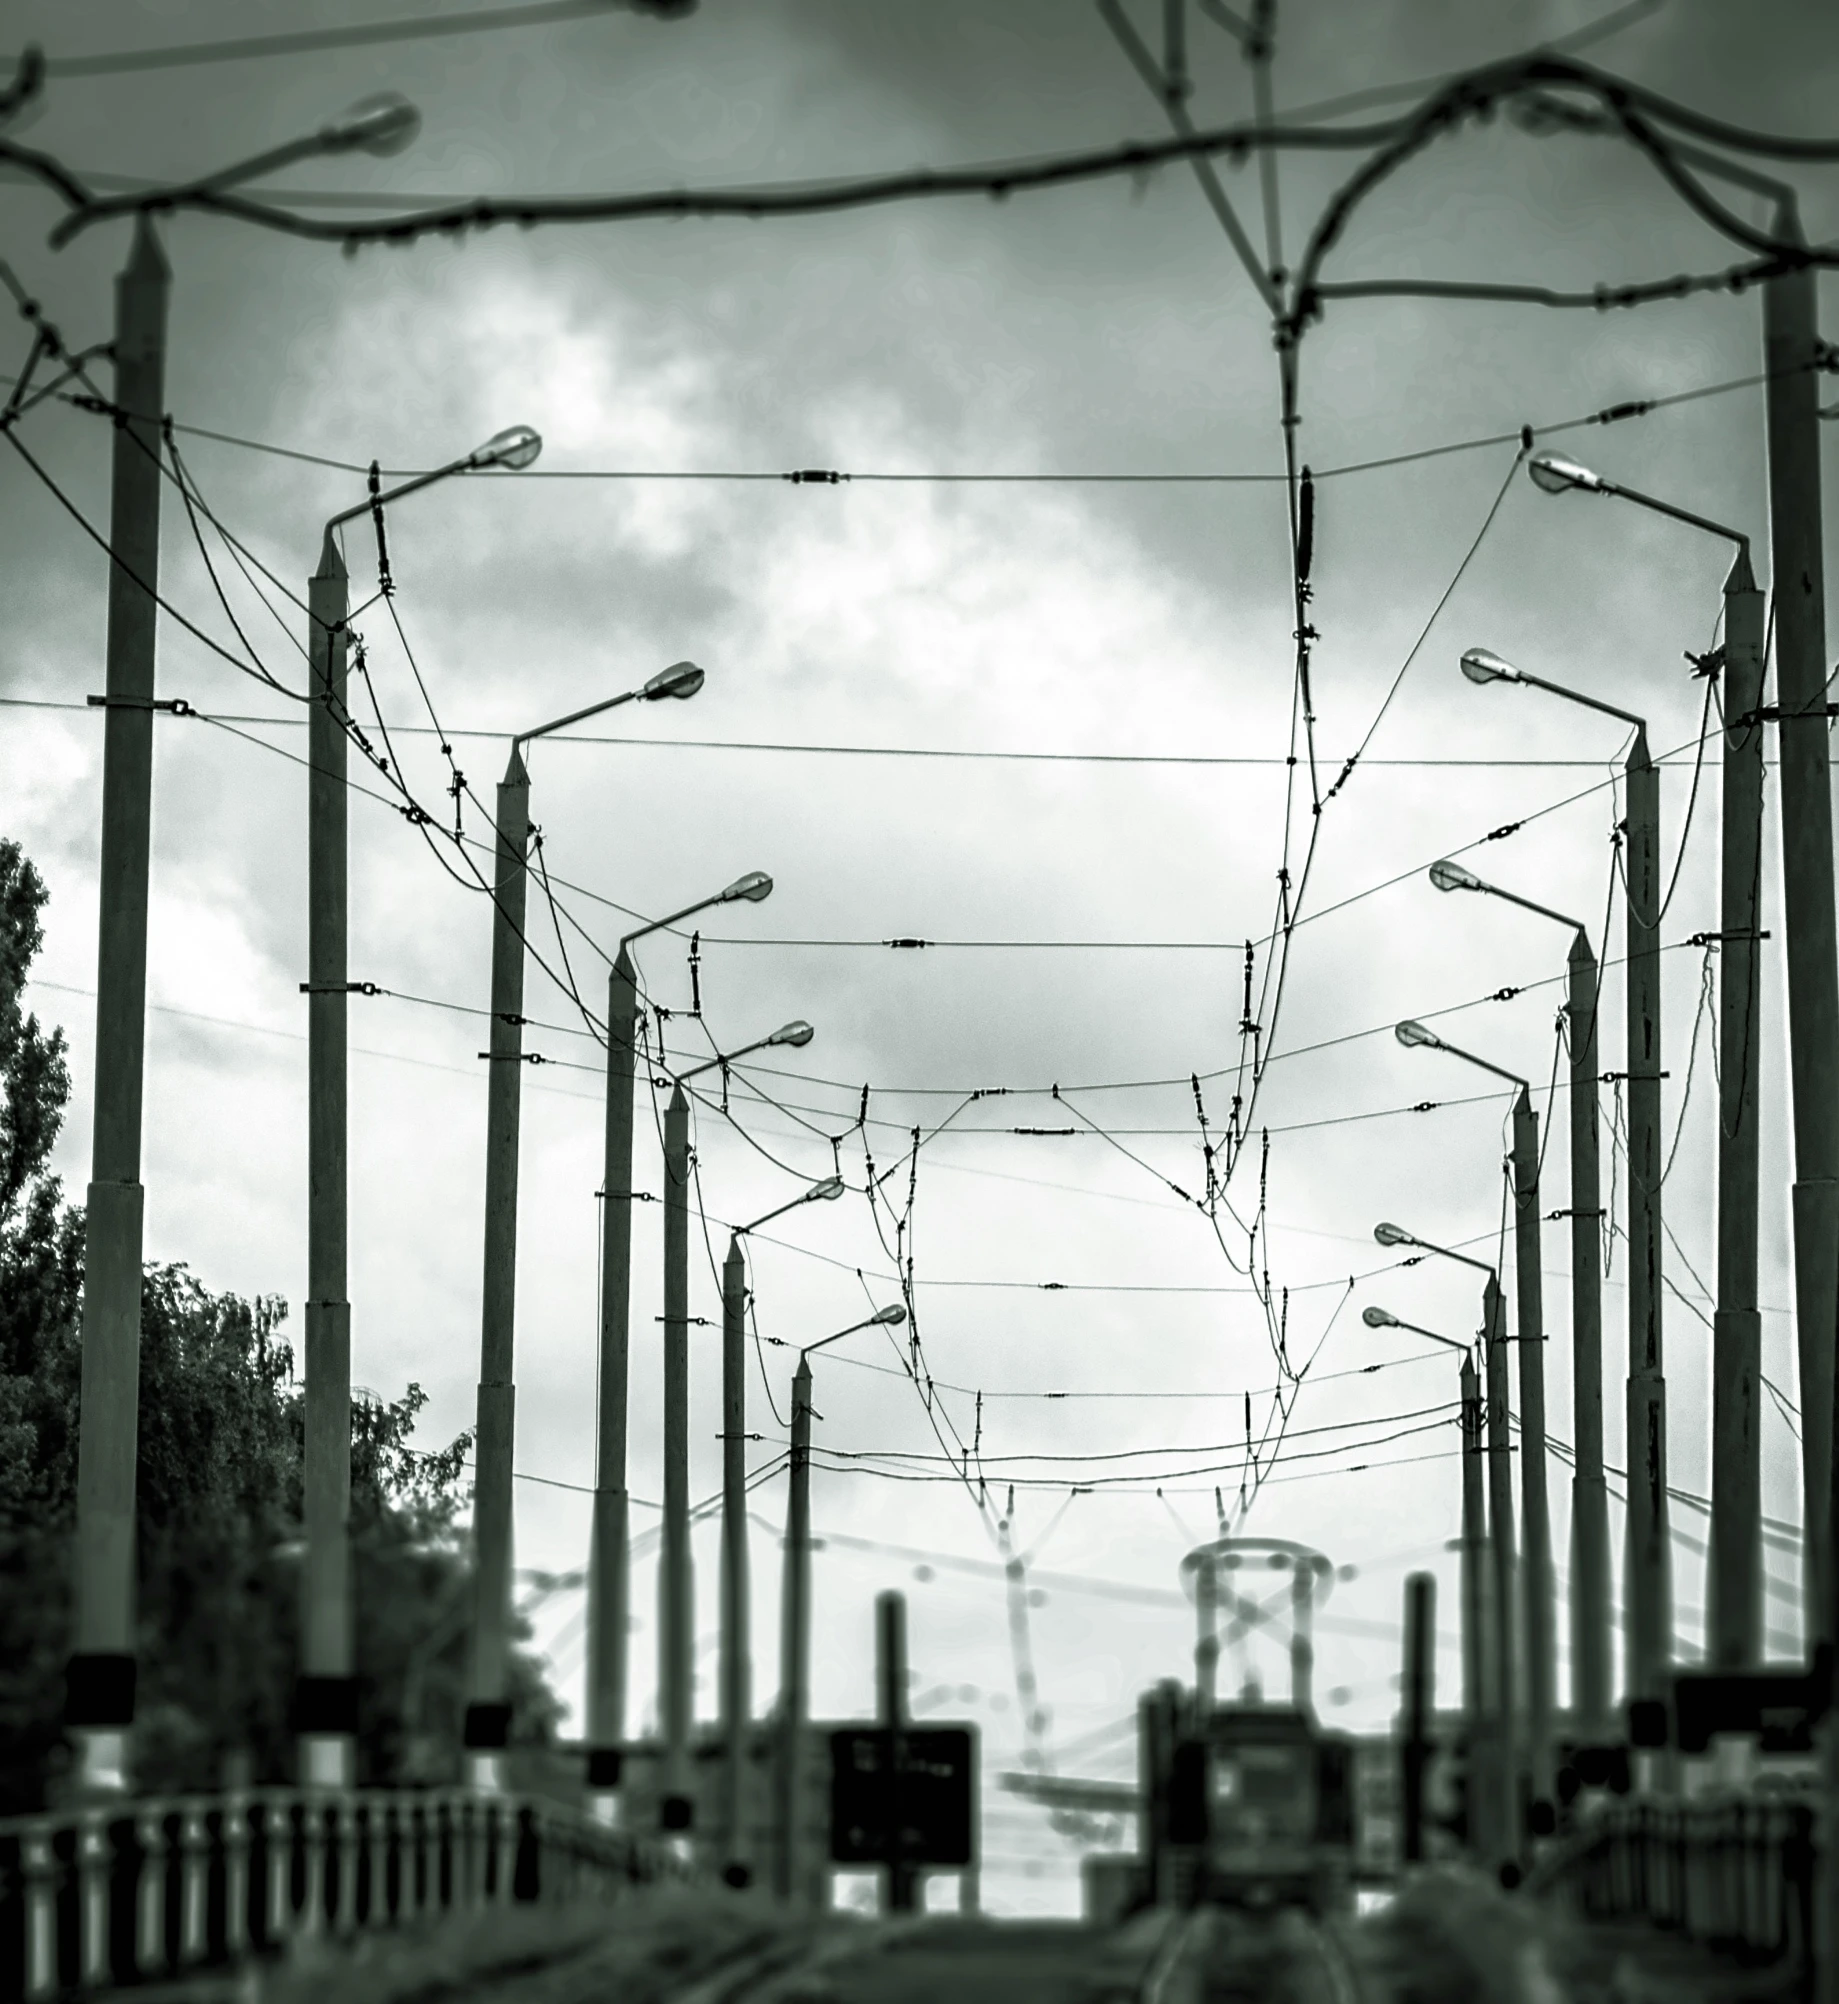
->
1194, 1556, 1218, 1709
720, 1234, 751, 1876
464, 748, 531, 1788
1763, 207, 1839, 2004
1485, 1273, 1519, 1852
68, 218, 169, 1791
1460, 1351, 1497, 1862
660, 1083, 694, 1831
774, 1355, 813, 1900
1710, 556, 1766, 1671
1623, 727, 1672, 1710
585, 947, 638, 1817
1402, 1571, 1435, 1866
299, 531, 355, 1787
1510, 1089, 1554, 1816
1762, 208, 1839, 1658
1290, 1555, 1314, 1715
1566, 931, 1613, 1738
877, 1590, 915, 1912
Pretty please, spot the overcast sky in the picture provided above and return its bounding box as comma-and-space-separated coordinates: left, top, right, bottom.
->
5, 0, 1838, 1912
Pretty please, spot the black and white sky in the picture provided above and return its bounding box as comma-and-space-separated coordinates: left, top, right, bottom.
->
4, 0, 1836, 1911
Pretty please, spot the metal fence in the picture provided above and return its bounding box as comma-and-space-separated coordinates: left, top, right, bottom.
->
1538, 1796, 1816, 1972
0, 1787, 667, 1999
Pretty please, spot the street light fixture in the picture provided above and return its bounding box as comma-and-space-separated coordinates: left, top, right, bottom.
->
1532, 449, 1772, 1686
679, 1021, 814, 1084
1367, 1299, 1493, 1835
1374, 1213, 1518, 1859
716, 1167, 850, 1872
588, 865, 781, 1818
1396, 1015, 1554, 1815
1427, 857, 1612, 1740
52, 93, 423, 245
297, 422, 542, 1791
776, 1297, 909, 1898
467, 660, 711, 1791
1461, 638, 1672, 1724
620, 871, 774, 952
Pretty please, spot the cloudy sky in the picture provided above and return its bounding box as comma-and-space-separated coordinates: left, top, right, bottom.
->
4, 0, 1836, 1911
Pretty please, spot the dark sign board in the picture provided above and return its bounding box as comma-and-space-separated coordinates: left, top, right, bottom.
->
829, 1726, 976, 1867
1672, 1669, 1827, 1755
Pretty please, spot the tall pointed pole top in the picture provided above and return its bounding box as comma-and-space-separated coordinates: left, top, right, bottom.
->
668, 1080, 688, 1117
315, 527, 347, 583
502, 741, 529, 788
725, 1231, 745, 1272
124, 212, 170, 284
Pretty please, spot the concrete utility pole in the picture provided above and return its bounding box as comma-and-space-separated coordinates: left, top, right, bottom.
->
720, 1233, 751, 1876
1709, 558, 1767, 1671
68, 218, 169, 1795
877, 1590, 917, 1912
1622, 724, 1672, 1712
1401, 1571, 1435, 1865
1509, 1091, 1554, 1816
774, 1352, 814, 1899
586, 946, 639, 1817
1565, 930, 1613, 1740
1459, 1350, 1498, 1861
1483, 1273, 1520, 1849
298, 531, 355, 1788
464, 748, 531, 1787
1763, 212, 1839, 1653
660, 1083, 694, 1830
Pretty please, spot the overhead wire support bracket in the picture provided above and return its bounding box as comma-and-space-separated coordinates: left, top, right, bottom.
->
86, 692, 192, 715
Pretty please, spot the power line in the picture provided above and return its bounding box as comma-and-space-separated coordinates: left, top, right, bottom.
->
41, 2, 690, 78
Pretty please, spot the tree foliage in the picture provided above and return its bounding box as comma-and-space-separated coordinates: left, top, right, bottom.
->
0, 839, 559, 1811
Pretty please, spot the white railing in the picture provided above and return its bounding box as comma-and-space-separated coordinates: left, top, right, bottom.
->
0, 1787, 669, 1998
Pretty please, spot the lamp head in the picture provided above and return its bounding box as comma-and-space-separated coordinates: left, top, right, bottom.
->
1395, 1019, 1441, 1050
320, 92, 421, 157
809, 1176, 846, 1201
1429, 858, 1485, 894
642, 660, 704, 702
469, 425, 543, 472
1373, 1221, 1415, 1248
1362, 1305, 1401, 1329
1460, 646, 1521, 686
768, 1020, 815, 1049
871, 1304, 908, 1327
1528, 450, 1609, 496
721, 871, 773, 905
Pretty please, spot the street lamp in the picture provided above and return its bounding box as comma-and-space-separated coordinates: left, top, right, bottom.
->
1396, 1019, 1557, 1822
678, 1021, 814, 1085
297, 424, 542, 1793
466, 662, 707, 1792
586, 866, 778, 1817
1374, 1220, 1518, 1864
1428, 860, 1614, 1746
1365, 1302, 1492, 1847
716, 1171, 847, 1877
1460, 641, 1675, 1726
1510, 453, 1765, 1698
775, 1304, 906, 1901
51, 93, 423, 246
1528, 455, 1772, 1684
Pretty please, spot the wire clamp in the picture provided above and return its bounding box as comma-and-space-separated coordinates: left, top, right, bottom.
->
784, 468, 847, 484
884, 937, 931, 949
299, 980, 380, 995
86, 694, 192, 716
477, 1050, 546, 1064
